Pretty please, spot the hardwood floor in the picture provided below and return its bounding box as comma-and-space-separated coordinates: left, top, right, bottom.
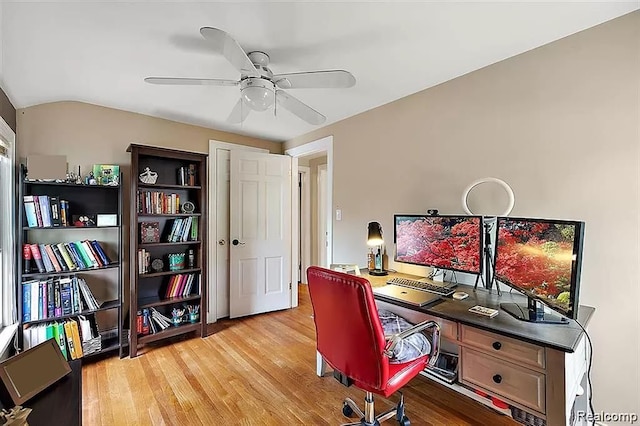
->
83, 286, 518, 425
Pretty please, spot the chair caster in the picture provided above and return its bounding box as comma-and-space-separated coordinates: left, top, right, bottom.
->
342, 402, 355, 418
398, 416, 410, 426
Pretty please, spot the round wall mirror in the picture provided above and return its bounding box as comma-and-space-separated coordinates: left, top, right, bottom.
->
462, 177, 515, 216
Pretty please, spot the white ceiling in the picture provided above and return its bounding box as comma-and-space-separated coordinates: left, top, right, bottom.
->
1, 2, 637, 142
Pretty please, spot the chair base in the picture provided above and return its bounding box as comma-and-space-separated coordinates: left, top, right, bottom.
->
340, 392, 409, 426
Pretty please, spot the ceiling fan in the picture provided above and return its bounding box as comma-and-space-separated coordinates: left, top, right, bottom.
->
145, 27, 356, 125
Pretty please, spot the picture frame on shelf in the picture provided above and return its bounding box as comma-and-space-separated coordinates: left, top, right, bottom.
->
92, 164, 120, 186
140, 222, 160, 243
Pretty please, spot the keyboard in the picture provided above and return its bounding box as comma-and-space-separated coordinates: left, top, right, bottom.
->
386, 277, 457, 297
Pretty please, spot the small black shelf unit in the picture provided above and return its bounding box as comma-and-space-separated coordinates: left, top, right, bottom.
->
17, 164, 125, 359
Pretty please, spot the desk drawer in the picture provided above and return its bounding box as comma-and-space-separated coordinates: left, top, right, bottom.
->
460, 325, 545, 369
461, 347, 546, 413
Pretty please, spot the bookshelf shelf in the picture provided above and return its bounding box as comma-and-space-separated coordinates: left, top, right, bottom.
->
138, 294, 201, 309
138, 267, 201, 279
137, 213, 202, 218
128, 144, 208, 358
25, 180, 120, 190
22, 263, 120, 278
138, 183, 202, 190
18, 164, 126, 360
139, 241, 201, 248
23, 225, 120, 230
85, 337, 121, 358
137, 322, 201, 345
23, 299, 120, 326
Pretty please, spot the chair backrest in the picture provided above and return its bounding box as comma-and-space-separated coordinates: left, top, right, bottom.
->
306, 266, 389, 390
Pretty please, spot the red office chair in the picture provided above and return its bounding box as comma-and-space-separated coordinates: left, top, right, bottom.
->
306, 266, 440, 426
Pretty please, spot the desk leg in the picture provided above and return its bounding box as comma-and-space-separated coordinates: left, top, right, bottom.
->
316, 351, 327, 377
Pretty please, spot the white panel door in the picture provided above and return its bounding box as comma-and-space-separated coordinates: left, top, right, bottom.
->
229, 151, 291, 318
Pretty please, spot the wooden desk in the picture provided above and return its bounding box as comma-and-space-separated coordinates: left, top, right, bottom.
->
317, 271, 593, 426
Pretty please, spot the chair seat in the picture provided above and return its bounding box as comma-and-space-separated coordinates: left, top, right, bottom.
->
354, 355, 429, 397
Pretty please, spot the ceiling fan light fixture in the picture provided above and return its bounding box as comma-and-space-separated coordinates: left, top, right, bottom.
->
241, 78, 275, 111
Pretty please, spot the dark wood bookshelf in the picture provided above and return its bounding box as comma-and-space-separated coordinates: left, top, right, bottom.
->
128, 143, 208, 357
23, 299, 120, 326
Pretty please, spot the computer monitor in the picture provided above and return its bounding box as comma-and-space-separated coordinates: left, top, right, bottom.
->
494, 216, 585, 323
394, 215, 483, 275
0, 338, 71, 405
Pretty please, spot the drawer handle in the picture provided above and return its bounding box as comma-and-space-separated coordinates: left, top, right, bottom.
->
493, 374, 502, 384
492, 341, 502, 350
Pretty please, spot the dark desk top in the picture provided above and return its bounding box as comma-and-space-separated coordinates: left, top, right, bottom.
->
368, 272, 594, 353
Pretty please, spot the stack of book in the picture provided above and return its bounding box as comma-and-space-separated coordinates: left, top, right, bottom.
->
22, 276, 100, 322
167, 217, 198, 242
164, 273, 199, 298
137, 191, 181, 214
137, 307, 173, 335
24, 318, 88, 360
23, 195, 69, 227
177, 164, 196, 186
24, 240, 112, 273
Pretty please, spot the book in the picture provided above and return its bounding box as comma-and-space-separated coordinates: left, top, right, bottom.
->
63, 321, 78, 359
59, 199, 69, 226
46, 279, 55, 318
28, 244, 45, 273
43, 244, 62, 272
50, 244, 69, 272
53, 322, 68, 360
23, 195, 38, 227
57, 243, 77, 270
38, 195, 52, 227
63, 242, 84, 269
59, 278, 73, 315
90, 240, 112, 264
38, 244, 55, 273
53, 279, 62, 317
49, 196, 61, 227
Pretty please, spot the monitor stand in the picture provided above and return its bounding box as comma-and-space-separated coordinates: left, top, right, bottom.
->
500, 298, 570, 324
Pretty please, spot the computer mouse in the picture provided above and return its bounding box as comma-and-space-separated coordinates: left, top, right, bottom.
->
452, 291, 469, 300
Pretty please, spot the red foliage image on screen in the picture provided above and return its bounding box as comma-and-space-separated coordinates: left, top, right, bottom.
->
495, 220, 576, 314
395, 216, 481, 274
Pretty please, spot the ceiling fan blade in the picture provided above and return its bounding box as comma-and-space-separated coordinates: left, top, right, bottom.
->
200, 27, 260, 78
227, 98, 251, 123
273, 70, 356, 89
144, 77, 238, 86
276, 90, 326, 125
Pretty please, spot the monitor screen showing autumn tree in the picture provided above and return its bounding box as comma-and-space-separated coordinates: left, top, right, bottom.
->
394, 215, 483, 274
494, 217, 584, 319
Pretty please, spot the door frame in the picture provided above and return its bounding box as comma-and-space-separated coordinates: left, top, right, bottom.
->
298, 166, 311, 283
285, 136, 334, 276
208, 140, 268, 323
317, 164, 328, 268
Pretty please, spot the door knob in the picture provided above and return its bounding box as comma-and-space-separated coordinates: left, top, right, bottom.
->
492, 341, 502, 350
218, 239, 226, 245
232, 239, 245, 246
492, 374, 502, 384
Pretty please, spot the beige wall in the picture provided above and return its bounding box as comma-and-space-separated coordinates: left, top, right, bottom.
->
17, 101, 282, 170
309, 156, 327, 266
286, 12, 640, 416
